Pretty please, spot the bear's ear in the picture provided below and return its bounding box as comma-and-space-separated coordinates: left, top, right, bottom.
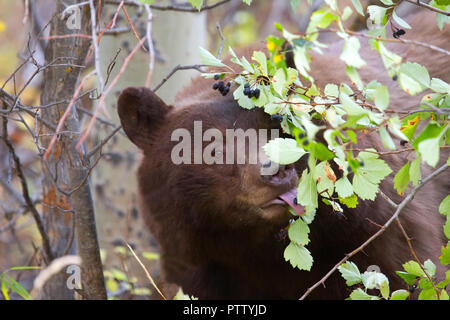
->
117, 86, 171, 149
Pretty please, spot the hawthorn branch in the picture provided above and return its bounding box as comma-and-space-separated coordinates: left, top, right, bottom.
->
299, 162, 448, 300
152, 64, 205, 92
404, 0, 450, 16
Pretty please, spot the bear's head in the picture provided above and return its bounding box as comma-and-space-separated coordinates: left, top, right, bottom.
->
117, 86, 304, 235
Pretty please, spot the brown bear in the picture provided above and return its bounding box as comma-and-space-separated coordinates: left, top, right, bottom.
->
117, 12, 449, 299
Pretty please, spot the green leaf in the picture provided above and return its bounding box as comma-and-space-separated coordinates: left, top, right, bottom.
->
284, 242, 313, 271
252, 51, 268, 76
137, 0, 155, 4
339, 194, 358, 208
340, 36, 366, 68
444, 217, 450, 239
402, 261, 425, 277
353, 172, 379, 200
418, 126, 448, 167
423, 259, 436, 277
324, 83, 339, 97
339, 92, 367, 116
439, 195, 450, 215
198, 47, 226, 67
288, 219, 310, 245
396, 271, 417, 285
440, 243, 450, 265
349, 288, 379, 300
409, 156, 421, 187
297, 169, 319, 209
188, 0, 203, 10
379, 126, 396, 150
390, 289, 410, 300
310, 142, 335, 161
430, 78, 450, 93
338, 261, 362, 286
392, 10, 411, 29
367, 5, 387, 25
263, 138, 306, 165
419, 287, 439, 300
362, 271, 389, 290
373, 85, 389, 111
393, 162, 410, 195
398, 62, 430, 95
335, 177, 353, 199
351, 0, 364, 15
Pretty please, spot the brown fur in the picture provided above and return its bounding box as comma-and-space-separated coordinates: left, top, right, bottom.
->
117, 12, 449, 299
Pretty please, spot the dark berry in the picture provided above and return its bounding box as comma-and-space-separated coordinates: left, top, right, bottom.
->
253, 88, 260, 99
248, 90, 255, 98
212, 83, 219, 90
298, 132, 305, 139
392, 74, 398, 81
221, 87, 229, 96
214, 74, 220, 80
217, 81, 225, 88
244, 83, 250, 89
347, 165, 352, 173
293, 197, 298, 205
393, 29, 405, 39
400, 140, 408, 146
359, 161, 364, 167
303, 139, 309, 146
244, 87, 250, 96
270, 114, 282, 121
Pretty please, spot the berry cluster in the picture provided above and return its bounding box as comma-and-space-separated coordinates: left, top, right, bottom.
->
270, 114, 283, 122
212, 75, 231, 96
243, 83, 260, 99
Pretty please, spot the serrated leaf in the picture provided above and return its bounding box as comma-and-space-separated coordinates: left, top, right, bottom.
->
379, 126, 396, 150
349, 288, 379, 300
367, 5, 387, 25
353, 172, 379, 200
393, 162, 410, 194
396, 271, 417, 285
263, 138, 306, 165
339, 194, 358, 208
362, 271, 389, 290
444, 217, 450, 239
335, 177, 353, 199
392, 10, 411, 29
423, 259, 436, 277
351, 0, 364, 15
373, 85, 389, 111
440, 243, 450, 265
338, 261, 362, 286
439, 195, 450, 215
430, 78, 450, 93
399, 62, 430, 95
390, 289, 410, 300
418, 126, 447, 167
409, 156, 421, 187
198, 47, 226, 67
402, 261, 425, 277
288, 218, 310, 245
297, 169, 318, 209
340, 37, 366, 68
284, 242, 313, 271
252, 51, 268, 76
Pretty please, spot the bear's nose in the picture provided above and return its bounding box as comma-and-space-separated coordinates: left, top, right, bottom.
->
260, 161, 296, 186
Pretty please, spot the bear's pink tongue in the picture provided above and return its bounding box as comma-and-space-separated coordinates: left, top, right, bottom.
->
278, 188, 305, 215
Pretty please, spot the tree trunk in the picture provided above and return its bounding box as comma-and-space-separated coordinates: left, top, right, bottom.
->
39, 0, 106, 300
90, 2, 206, 293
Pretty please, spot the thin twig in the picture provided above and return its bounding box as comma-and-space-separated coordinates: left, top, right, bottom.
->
2, 103, 54, 263
152, 64, 205, 92
404, 0, 450, 16
299, 163, 448, 300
